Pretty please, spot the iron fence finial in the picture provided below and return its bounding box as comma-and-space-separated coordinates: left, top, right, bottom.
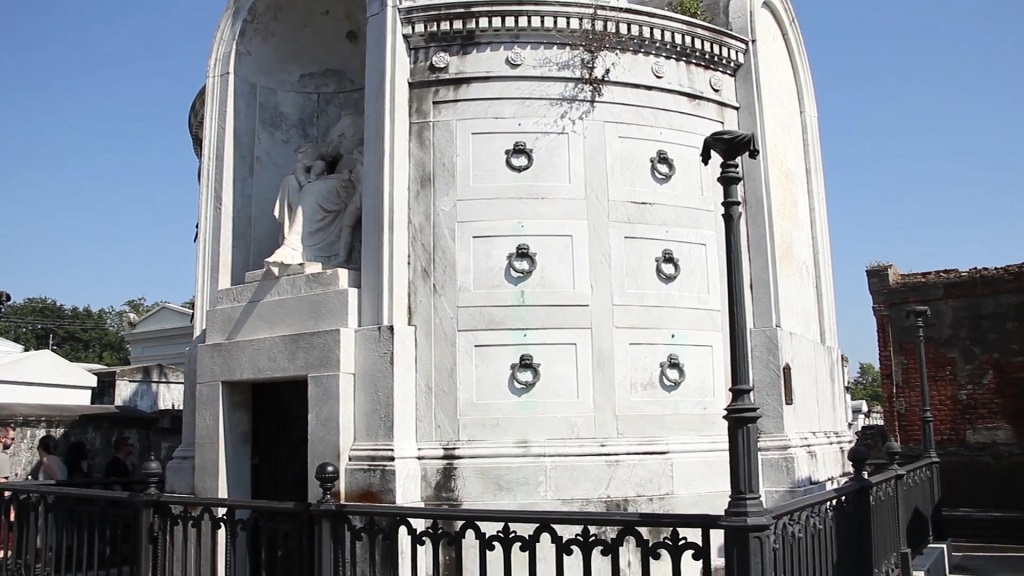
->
315, 462, 340, 503
885, 441, 902, 470
141, 453, 163, 495
848, 443, 870, 479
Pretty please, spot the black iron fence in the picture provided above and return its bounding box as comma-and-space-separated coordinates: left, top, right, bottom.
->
310, 501, 720, 576
0, 444, 941, 576
766, 449, 940, 576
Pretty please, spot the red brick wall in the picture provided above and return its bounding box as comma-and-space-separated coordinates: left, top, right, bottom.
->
867, 264, 1024, 449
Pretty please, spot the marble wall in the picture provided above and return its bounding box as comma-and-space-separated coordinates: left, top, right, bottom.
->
393, 0, 750, 509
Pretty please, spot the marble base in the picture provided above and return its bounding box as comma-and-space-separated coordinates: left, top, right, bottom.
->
761, 431, 853, 506
345, 433, 852, 511
244, 262, 361, 287
193, 267, 360, 501
207, 269, 359, 343
163, 444, 195, 495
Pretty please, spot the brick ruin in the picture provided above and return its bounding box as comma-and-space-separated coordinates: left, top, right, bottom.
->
866, 262, 1024, 510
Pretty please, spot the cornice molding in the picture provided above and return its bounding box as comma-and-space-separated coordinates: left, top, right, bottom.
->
400, 0, 747, 74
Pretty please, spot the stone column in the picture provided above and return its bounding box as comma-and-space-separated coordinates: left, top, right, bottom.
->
165, 83, 209, 496
164, 342, 198, 494
360, 0, 411, 327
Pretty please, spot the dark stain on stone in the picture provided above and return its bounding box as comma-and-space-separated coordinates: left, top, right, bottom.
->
430, 446, 461, 575
431, 445, 460, 505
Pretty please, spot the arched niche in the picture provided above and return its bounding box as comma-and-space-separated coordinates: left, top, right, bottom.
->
203, 0, 368, 287
754, 0, 824, 343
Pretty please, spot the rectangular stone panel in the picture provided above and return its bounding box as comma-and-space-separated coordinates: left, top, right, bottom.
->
455, 118, 584, 200
606, 123, 713, 211
613, 328, 724, 416
610, 223, 719, 310
456, 220, 591, 307
457, 329, 594, 437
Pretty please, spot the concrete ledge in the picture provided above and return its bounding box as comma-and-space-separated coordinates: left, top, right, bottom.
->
196, 329, 355, 382
949, 542, 1024, 575
944, 508, 1024, 545
228, 267, 360, 305
242, 263, 360, 288
913, 543, 949, 576
0, 403, 159, 423
207, 287, 359, 342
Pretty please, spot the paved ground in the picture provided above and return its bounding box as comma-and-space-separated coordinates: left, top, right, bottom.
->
950, 543, 1024, 576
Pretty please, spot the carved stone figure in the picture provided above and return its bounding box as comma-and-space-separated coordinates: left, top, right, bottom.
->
265, 115, 363, 274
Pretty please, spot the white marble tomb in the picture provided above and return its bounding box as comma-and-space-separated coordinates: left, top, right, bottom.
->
166, 0, 851, 516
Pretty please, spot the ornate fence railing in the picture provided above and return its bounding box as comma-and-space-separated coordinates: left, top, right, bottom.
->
310, 501, 720, 576
767, 479, 862, 576
0, 473, 722, 576
0, 446, 941, 576
764, 445, 942, 576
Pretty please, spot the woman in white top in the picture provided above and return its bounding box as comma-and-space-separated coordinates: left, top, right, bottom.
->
35, 435, 67, 481
34, 435, 67, 557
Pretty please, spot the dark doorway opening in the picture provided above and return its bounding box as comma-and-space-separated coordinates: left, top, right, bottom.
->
251, 380, 308, 502
248, 380, 312, 575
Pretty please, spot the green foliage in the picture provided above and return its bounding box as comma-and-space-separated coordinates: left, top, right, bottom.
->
671, 0, 711, 21
0, 295, 179, 367
180, 296, 195, 310
121, 296, 166, 318
849, 361, 883, 405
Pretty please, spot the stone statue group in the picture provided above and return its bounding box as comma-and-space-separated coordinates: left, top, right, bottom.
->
265, 113, 363, 274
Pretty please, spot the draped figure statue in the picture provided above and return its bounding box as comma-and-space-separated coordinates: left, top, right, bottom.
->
265, 115, 363, 274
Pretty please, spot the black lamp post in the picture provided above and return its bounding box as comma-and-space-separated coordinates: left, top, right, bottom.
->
906, 306, 936, 459
701, 130, 773, 575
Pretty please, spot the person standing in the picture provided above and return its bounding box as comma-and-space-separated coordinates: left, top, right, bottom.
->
0, 425, 14, 558
35, 436, 67, 481
103, 436, 135, 491
63, 441, 91, 481
0, 425, 14, 482
33, 435, 66, 562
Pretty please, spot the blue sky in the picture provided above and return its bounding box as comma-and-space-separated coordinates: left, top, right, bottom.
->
1, 1, 1022, 369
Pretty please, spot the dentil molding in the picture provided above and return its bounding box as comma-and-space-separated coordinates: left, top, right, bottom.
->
399, 0, 747, 74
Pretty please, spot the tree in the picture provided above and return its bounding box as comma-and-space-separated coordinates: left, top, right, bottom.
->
180, 296, 195, 310
121, 296, 166, 319
0, 295, 184, 367
0, 296, 129, 366
849, 362, 883, 405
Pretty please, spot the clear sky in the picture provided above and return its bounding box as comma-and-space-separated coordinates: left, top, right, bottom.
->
1, 1, 1022, 369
